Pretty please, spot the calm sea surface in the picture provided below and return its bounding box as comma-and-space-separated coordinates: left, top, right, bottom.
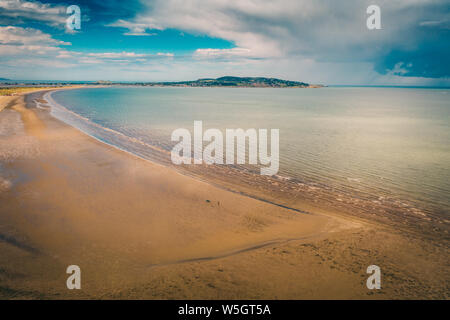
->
50, 87, 450, 217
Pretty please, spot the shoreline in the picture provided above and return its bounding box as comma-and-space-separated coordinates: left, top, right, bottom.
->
44, 89, 315, 217
25, 88, 340, 255
45, 87, 449, 240
0, 88, 448, 299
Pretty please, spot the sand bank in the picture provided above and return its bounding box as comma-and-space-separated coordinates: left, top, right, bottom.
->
0, 89, 448, 299
0, 96, 16, 113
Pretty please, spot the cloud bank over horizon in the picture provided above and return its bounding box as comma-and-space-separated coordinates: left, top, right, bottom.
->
0, 0, 449, 86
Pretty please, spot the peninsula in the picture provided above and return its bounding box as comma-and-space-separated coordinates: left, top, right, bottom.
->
152, 76, 318, 88
0, 77, 323, 88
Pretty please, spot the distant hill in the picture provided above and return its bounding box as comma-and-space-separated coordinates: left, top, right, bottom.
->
0, 77, 323, 88
155, 76, 319, 88
93, 80, 114, 84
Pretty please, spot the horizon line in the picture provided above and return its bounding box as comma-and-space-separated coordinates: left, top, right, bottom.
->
1, 80, 450, 89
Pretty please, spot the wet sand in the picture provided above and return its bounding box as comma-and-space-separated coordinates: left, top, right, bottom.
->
0, 89, 448, 299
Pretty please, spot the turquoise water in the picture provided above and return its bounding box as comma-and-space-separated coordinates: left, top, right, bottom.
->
49, 87, 450, 217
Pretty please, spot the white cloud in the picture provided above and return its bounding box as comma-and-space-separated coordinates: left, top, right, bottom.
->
83, 51, 174, 63
0, 26, 69, 46
194, 48, 256, 60
157, 52, 174, 57
107, 19, 159, 36
0, 25, 175, 72
386, 62, 410, 76
106, 0, 374, 59
0, 0, 66, 27
87, 52, 148, 59
0, 26, 70, 59
104, 0, 449, 83
1, 0, 447, 84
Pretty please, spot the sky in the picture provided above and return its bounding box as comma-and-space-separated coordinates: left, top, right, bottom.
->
0, 0, 449, 86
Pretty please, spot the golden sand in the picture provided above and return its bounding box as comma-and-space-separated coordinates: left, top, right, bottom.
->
0, 89, 448, 299
0, 96, 15, 113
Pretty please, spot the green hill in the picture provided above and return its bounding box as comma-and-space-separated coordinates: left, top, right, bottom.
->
156, 76, 315, 88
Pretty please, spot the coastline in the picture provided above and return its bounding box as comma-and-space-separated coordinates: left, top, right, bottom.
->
0, 88, 448, 299
45, 87, 449, 240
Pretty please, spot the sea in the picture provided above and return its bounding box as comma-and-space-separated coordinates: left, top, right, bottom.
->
48, 86, 450, 220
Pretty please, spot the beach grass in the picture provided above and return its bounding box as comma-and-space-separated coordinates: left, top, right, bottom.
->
0, 87, 59, 96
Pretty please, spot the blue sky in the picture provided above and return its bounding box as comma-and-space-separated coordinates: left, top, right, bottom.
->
0, 0, 449, 86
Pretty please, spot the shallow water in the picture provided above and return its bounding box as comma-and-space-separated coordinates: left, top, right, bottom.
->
50, 86, 450, 217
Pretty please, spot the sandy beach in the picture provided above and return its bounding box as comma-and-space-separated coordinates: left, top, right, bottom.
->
0, 88, 448, 299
